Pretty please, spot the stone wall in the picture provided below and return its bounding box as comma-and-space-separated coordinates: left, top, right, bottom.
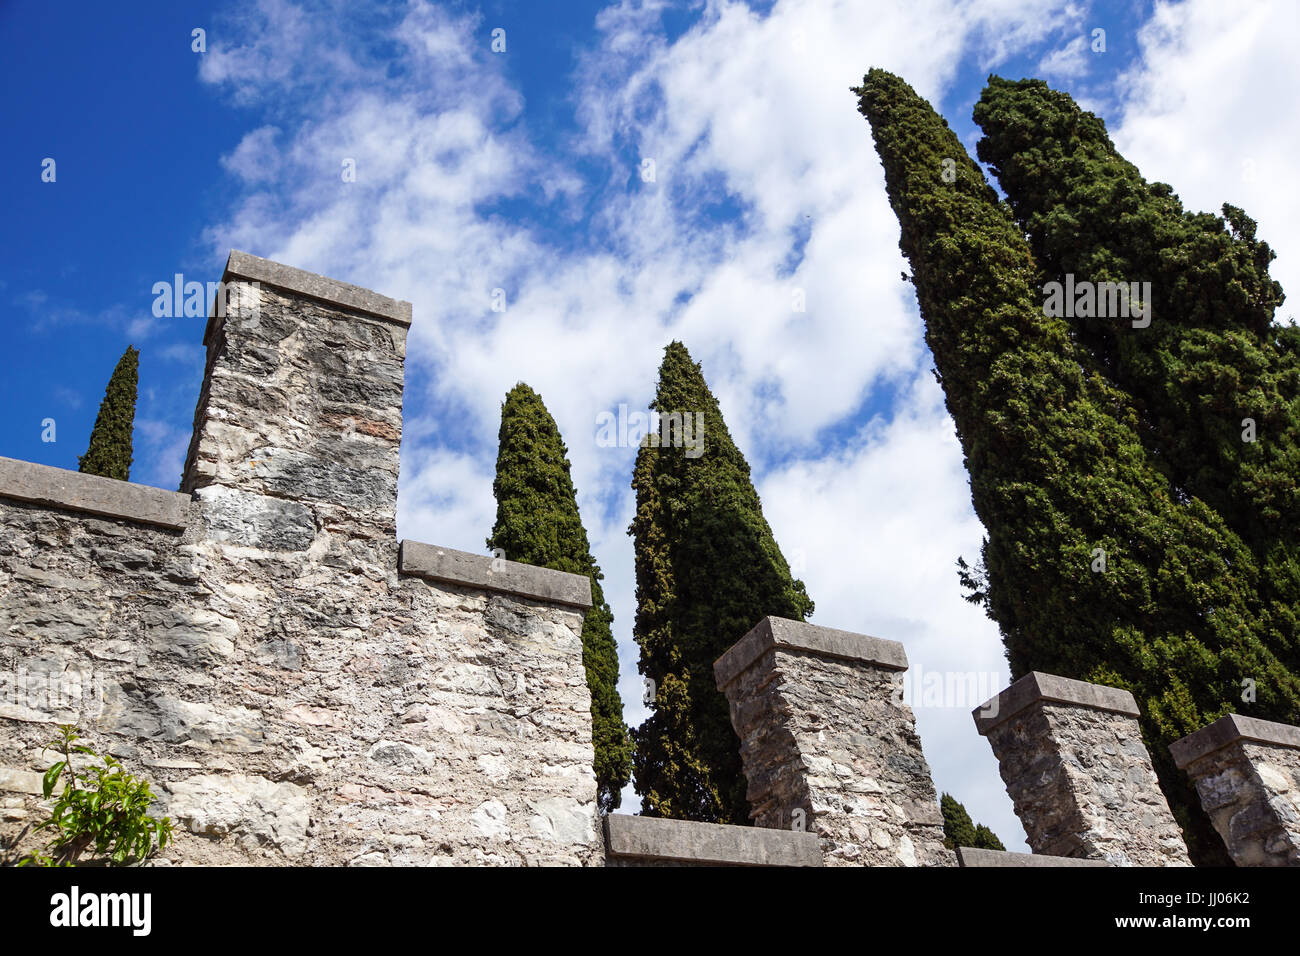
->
6, 250, 1296, 869
715, 617, 953, 866
975, 672, 1190, 866
1173, 714, 1300, 866
0, 252, 603, 866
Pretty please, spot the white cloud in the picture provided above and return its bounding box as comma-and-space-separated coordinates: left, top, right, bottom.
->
133, 418, 191, 491
1036, 33, 1090, 78
1113, 0, 1300, 318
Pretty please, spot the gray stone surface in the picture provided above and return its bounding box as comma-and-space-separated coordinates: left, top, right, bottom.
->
975, 675, 1190, 866
716, 615, 952, 867
1172, 713, 1300, 768
974, 670, 1139, 735
604, 813, 822, 866
714, 615, 908, 689
1173, 714, 1300, 866
400, 540, 593, 609
956, 847, 1111, 867
223, 249, 412, 326
165, 773, 310, 857
0, 257, 602, 867
0, 456, 191, 530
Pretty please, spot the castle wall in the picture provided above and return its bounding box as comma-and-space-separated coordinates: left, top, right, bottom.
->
0, 253, 603, 866
7, 250, 1293, 868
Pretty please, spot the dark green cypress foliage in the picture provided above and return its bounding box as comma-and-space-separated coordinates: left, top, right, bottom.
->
972, 77, 1298, 550
78, 346, 139, 481
967, 79, 1300, 863
939, 793, 977, 850
972, 824, 1005, 851
630, 342, 814, 824
854, 69, 1300, 864
486, 383, 632, 812
941, 793, 1006, 851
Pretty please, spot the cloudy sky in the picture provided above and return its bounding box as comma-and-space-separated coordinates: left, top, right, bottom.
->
3, 0, 1297, 847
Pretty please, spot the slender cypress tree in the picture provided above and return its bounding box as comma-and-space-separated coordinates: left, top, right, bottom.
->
854, 69, 1300, 863
630, 341, 814, 824
78, 345, 139, 481
486, 383, 632, 812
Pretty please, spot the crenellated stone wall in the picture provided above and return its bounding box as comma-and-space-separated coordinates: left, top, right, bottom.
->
0, 252, 603, 866
6, 250, 1299, 868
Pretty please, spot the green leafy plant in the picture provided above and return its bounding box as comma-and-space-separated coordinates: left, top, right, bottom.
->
18, 725, 172, 867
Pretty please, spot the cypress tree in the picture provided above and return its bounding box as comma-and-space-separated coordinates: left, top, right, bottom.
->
78, 345, 139, 481
853, 69, 1300, 864
630, 341, 814, 824
972, 77, 1298, 551
486, 383, 632, 812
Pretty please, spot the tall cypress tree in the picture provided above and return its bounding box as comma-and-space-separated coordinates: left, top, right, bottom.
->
486, 383, 632, 812
630, 341, 814, 824
78, 345, 139, 481
854, 69, 1300, 863
972, 77, 1298, 552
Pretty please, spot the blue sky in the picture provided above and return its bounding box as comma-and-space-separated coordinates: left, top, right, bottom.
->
3, 0, 1298, 847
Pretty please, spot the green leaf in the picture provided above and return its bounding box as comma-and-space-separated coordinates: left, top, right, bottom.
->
42, 761, 66, 798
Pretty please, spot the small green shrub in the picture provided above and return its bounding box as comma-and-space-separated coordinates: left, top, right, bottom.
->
18, 725, 172, 867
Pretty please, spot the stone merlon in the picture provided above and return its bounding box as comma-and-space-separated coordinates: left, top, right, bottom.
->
0, 456, 192, 530
399, 540, 593, 609
973, 671, 1140, 736
215, 249, 413, 335
1171, 713, 1300, 769
714, 615, 908, 689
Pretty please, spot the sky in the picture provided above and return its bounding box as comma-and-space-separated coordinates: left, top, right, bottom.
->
3, 0, 1298, 850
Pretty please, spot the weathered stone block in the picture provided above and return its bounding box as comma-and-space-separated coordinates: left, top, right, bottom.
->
0, 456, 191, 530
166, 773, 310, 856
604, 814, 822, 866
975, 671, 1190, 866
715, 616, 952, 866
1172, 714, 1300, 866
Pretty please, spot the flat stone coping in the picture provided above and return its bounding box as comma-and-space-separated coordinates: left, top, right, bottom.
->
714, 615, 908, 689
399, 540, 592, 609
0, 456, 191, 531
220, 249, 413, 327
604, 814, 822, 867
1171, 713, 1300, 769
956, 847, 1110, 868
974, 671, 1139, 735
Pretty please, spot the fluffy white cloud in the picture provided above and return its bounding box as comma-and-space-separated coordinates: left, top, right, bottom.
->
1113, 0, 1300, 317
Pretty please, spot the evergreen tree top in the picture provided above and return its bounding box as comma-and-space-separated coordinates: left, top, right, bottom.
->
78, 345, 139, 483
